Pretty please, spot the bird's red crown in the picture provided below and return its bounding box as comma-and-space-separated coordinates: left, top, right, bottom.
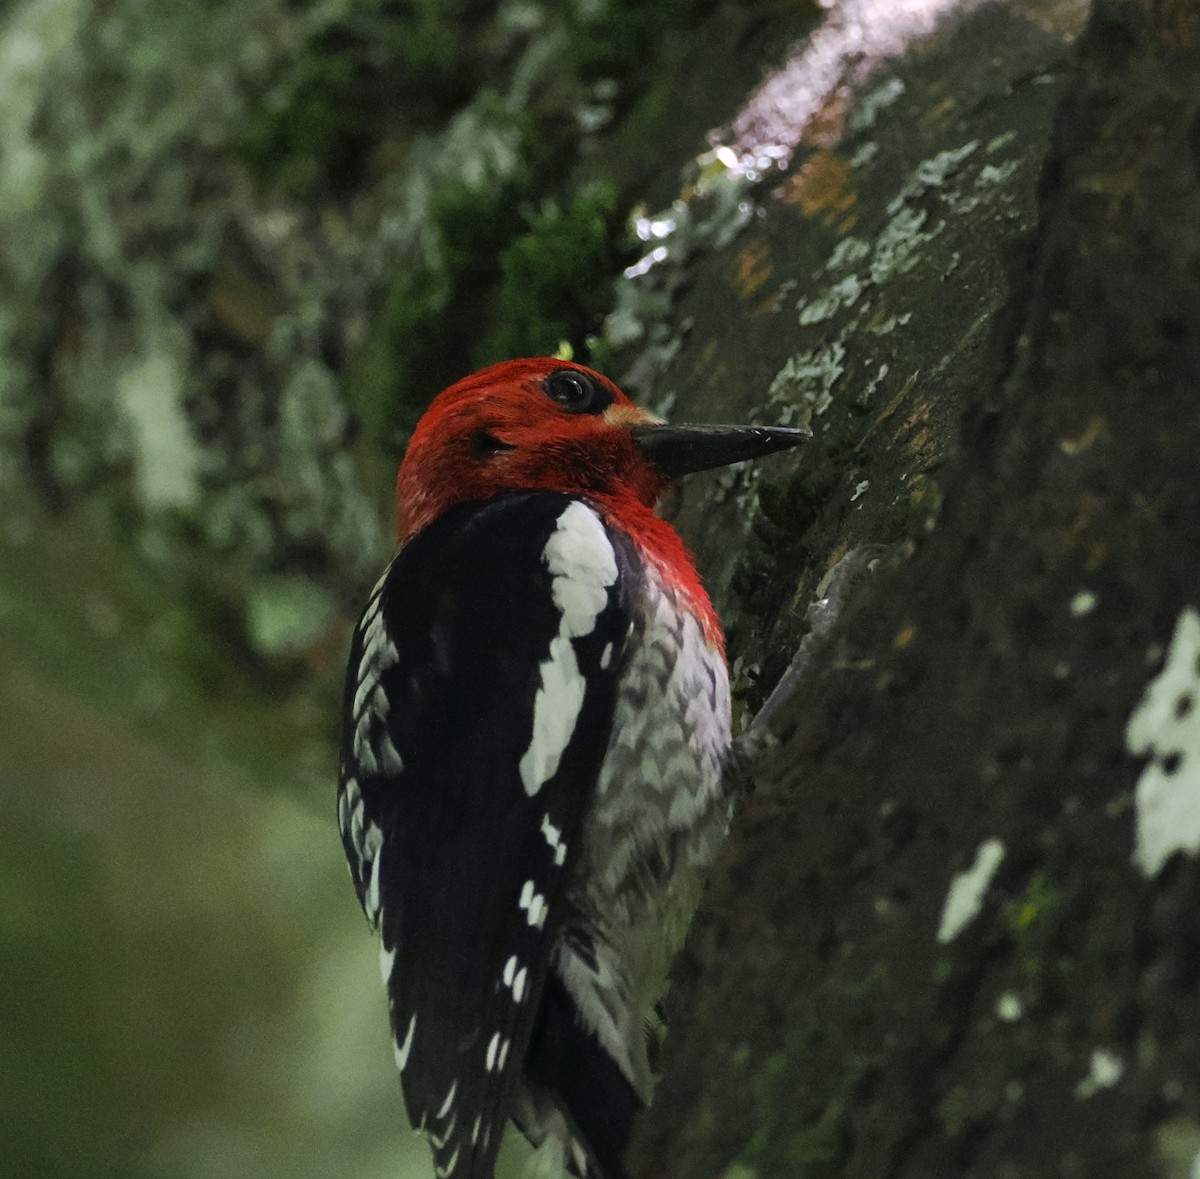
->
396, 359, 666, 535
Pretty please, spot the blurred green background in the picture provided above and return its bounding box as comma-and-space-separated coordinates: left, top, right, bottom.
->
0, 0, 820, 1175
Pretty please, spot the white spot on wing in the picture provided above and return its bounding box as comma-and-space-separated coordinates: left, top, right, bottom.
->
436, 1080, 457, 1119
364, 827, 384, 920
519, 503, 617, 796
435, 1145, 460, 1177
521, 633, 584, 796
937, 838, 1005, 943
379, 940, 395, 983
366, 860, 382, 917
395, 1013, 416, 1071
501, 954, 529, 1003
540, 813, 567, 866
518, 881, 547, 929
527, 893, 547, 929
363, 822, 382, 856
485, 1031, 501, 1072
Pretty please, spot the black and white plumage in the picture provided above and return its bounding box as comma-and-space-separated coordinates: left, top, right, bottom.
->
336, 357, 808, 1178
337, 490, 732, 1179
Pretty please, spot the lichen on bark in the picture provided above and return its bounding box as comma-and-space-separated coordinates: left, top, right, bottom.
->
632, 2, 1200, 1176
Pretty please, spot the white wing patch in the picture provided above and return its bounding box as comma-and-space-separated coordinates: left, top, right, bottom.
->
519, 502, 618, 796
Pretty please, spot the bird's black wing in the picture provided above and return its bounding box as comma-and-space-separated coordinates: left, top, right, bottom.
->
338, 491, 635, 1179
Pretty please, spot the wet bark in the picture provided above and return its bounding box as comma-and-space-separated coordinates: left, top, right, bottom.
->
635, 2, 1200, 1176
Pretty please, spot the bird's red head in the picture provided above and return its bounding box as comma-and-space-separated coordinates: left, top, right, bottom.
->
396, 358, 666, 543
396, 358, 808, 547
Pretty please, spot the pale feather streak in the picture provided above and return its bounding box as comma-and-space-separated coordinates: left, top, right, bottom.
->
519, 503, 617, 796
485, 1031, 502, 1072
394, 1012, 416, 1071
379, 940, 395, 983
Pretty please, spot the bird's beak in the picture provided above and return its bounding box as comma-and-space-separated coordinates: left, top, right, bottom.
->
628, 422, 810, 479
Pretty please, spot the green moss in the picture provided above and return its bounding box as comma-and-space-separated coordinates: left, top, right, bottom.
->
480, 184, 621, 363
565, 0, 749, 84
378, 0, 482, 109
732, 468, 824, 604
348, 168, 626, 452
726, 454, 839, 698
238, 52, 369, 197
238, 1, 503, 198
567, 0, 679, 81
433, 177, 530, 283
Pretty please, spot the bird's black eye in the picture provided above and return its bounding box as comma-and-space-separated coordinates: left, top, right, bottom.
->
544, 369, 606, 415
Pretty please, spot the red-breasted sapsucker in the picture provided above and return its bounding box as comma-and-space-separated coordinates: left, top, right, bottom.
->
338, 358, 806, 1179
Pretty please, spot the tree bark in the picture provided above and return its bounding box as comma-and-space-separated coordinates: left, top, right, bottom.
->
634, 2, 1200, 1176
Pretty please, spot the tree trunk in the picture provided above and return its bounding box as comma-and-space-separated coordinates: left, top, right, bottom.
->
634, 2, 1200, 1176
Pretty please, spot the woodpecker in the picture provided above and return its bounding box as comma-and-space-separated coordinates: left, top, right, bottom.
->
338, 358, 806, 1179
